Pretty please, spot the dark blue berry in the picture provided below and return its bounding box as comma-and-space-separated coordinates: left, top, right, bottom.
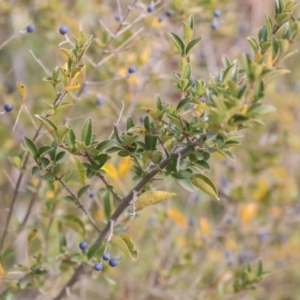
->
59, 25, 68, 35
210, 20, 219, 30
139, 115, 146, 123
189, 77, 195, 85
128, 66, 136, 74
88, 190, 95, 198
79, 241, 88, 250
108, 258, 118, 267
4, 103, 13, 112
102, 253, 110, 261
147, 5, 154, 13
94, 262, 103, 271
165, 10, 173, 17
158, 16, 164, 22
26, 24, 35, 33
96, 96, 104, 105
115, 14, 122, 22
213, 10, 221, 18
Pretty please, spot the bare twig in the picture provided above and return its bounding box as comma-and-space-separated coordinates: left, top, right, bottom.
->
55, 176, 102, 234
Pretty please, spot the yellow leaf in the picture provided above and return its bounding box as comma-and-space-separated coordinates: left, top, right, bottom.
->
118, 157, 132, 178
240, 202, 258, 225
110, 234, 138, 261
135, 191, 176, 211
27, 228, 38, 248
167, 208, 187, 227
199, 217, 211, 237
16, 82, 26, 102
0, 262, 4, 278
66, 82, 80, 92
102, 163, 118, 182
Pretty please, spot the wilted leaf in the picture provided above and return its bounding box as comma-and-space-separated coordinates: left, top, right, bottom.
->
111, 234, 138, 261
16, 82, 26, 102
135, 191, 176, 211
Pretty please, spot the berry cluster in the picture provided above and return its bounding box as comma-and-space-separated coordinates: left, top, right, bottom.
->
211, 9, 221, 30
79, 242, 119, 271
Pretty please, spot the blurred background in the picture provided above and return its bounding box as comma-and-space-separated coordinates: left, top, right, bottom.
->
0, 0, 300, 299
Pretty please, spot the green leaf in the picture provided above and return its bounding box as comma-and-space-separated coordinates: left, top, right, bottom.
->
176, 97, 191, 112
217, 149, 235, 161
186, 15, 194, 30
169, 32, 185, 56
34, 115, 58, 141
182, 63, 192, 80
271, 36, 279, 60
93, 154, 109, 169
258, 24, 268, 44
57, 123, 71, 143
81, 117, 92, 146
103, 190, 111, 219
247, 37, 259, 55
96, 140, 111, 151
186, 37, 202, 55
88, 242, 104, 260
145, 135, 157, 151
77, 184, 90, 198
126, 117, 135, 130
176, 178, 195, 192
38, 146, 53, 157
190, 174, 219, 201
182, 21, 193, 44
59, 234, 67, 253
72, 157, 86, 185
135, 191, 176, 211
110, 234, 138, 261
275, 0, 284, 17
60, 214, 85, 236
24, 137, 38, 160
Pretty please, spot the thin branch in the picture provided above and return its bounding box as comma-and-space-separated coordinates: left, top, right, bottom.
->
55, 176, 102, 234
95, 173, 122, 202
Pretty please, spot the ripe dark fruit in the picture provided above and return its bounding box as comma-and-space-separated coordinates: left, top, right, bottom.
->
147, 5, 154, 13
102, 252, 110, 261
94, 262, 103, 271
4, 103, 13, 112
128, 66, 136, 74
214, 10, 221, 18
79, 241, 88, 250
210, 20, 219, 30
96, 96, 104, 105
165, 10, 173, 17
26, 24, 35, 33
88, 190, 95, 198
59, 25, 68, 35
109, 258, 118, 267
115, 14, 121, 22
158, 16, 164, 22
